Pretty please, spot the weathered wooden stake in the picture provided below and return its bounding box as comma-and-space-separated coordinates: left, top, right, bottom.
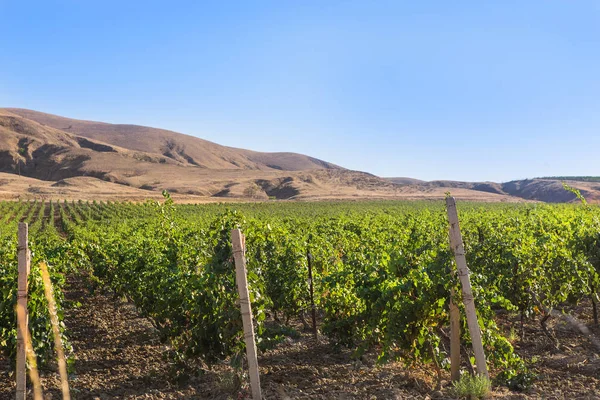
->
16, 222, 30, 400
231, 229, 262, 400
446, 197, 489, 379
307, 249, 318, 341
40, 262, 71, 400
16, 303, 43, 400
449, 288, 461, 382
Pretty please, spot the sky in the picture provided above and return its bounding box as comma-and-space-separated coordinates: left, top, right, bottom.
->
1, 1, 599, 182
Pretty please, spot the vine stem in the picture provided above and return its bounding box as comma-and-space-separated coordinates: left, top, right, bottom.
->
429, 341, 442, 391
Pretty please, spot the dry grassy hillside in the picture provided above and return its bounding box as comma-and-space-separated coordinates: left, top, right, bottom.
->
4, 108, 341, 171
0, 172, 524, 203
387, 177, 600, 204
385, 177, 425, 185
1, 107, 593, 203
0, 108, 408, 200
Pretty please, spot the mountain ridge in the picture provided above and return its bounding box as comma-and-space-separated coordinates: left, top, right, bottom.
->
385, 177, 600, 204
3, 108, 342, 171
0, 108, 406, 201
0, 107, 597, 203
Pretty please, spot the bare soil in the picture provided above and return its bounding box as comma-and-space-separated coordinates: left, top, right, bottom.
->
1, 275, 600, 399
497, 302, 600, 399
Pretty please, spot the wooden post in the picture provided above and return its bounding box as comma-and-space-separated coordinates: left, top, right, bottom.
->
16, 222, 30, 400
307, 249, 318, 341
16, 304, 43, 400
40, 262, 71, 400
231, 229, 262, 400
446, 197, 489, 379
449, 288, 461, 382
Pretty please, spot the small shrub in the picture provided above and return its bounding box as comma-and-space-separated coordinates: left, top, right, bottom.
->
451, 374, 491, 399
507, 326, 518, 342
257, 324, 300, 352
497, 369, 536, 392
218, 370, 242, 394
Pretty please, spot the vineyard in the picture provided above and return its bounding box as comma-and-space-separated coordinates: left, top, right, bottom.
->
1, 196, 600, 399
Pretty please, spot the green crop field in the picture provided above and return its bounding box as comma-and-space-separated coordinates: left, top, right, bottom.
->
1, 196, 599, 398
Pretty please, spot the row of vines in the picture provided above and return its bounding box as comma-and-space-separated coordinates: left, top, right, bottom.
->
1, 197, 599, 390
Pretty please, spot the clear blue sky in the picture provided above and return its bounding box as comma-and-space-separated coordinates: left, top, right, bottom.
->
1, 1, 599, 182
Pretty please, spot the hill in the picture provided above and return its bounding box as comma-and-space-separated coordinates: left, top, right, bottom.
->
1, 108, 596, 203
537, 176, 600, 183
3, 108, 340, 171
385, 177, 426, 185
0, 108, 411, 201
387, 177, 600, 204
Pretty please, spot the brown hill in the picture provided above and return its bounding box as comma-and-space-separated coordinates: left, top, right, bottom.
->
4, 108, 340, 171
0, 108, 522, 202
385, 177, 425, 185
500, 179, 600, 203
1, 108, 415, 201
1, 108, 593, 203
0, 171, 524, 203
386, 177, 600, 204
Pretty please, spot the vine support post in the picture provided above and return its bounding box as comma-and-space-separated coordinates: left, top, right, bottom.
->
446, 197, 489, 379
449, 287, 461, 382
307, 249, 318, 341
231, 229, 262, 400
40, 262, 71, 400
16, 222, 30, 400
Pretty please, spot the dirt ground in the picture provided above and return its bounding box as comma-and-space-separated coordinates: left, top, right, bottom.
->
501, 302, 600, 400
1, 274, 599, 400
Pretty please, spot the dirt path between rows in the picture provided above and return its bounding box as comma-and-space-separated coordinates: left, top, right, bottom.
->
50, 274, 222, 399
40, 273, 430, 400
2, 273, 600, 399
1, 272, 432, 399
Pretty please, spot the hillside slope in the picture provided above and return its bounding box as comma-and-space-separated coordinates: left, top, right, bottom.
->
0, 108, 407, 200
4, 108, 341, 171
2, 108, 592, 203
387, 177, 600, 204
